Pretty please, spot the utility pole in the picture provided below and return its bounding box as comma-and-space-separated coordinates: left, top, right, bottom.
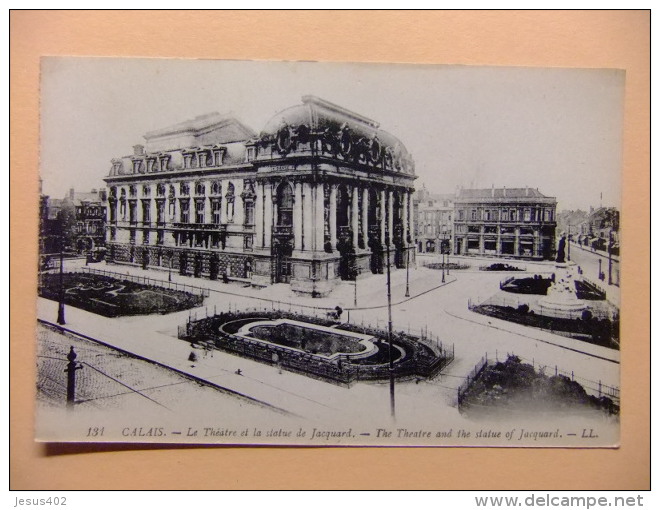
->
385, 229, 395, 419
354, 256, 359, 307
608, 230, 613, 285
57, 235, 66, 325
441, 248, 446, 283
64, 346, 83, 409
404, 244, 410, 297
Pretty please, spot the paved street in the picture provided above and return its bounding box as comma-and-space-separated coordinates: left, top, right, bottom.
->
36, 256, 620, 445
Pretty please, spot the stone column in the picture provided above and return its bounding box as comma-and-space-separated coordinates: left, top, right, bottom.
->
264, 182, 273, 248
294, 181, 303, 250
302, 182, 313, 251
402, 191, 408, 244
362, 187, 369, 249
271, 185, 278, 230
234, 180, 244, 225
315, 182, 325, 252
514, 226, 520, 256
329, 183, 337, 251
351, 186, 359, 248
380, 189, 386, 243
388, 190, 394, 245
408, 191, 414, 242
255, 182, 264, 248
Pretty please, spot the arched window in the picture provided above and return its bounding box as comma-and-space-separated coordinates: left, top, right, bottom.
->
195, 182, 205, 196
157, 183, 166, 196
276, 182, 293, 226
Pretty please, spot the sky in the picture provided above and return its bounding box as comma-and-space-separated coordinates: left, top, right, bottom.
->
40, 58, 624, 211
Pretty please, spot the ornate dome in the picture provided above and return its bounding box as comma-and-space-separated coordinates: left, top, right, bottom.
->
259, 96, 414, 175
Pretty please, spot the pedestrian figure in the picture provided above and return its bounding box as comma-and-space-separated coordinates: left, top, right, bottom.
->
235, 368, 242, 376
188, 351, 197, 363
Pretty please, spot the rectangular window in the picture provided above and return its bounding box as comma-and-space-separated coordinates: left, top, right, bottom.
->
157, 231, 164, 245
244, 235, 253, 250
458, 210, 465, 221
129, 202, 137, 224
142, 201, 150, 224
157, 201, 165, 224
471, 209, 477, 221
244, 201, 255, 225
212, 200, 221, 224
524, 209, 531, 222
143, 230, 150, 245
180, 201, 190, 223
195, 200, 205, 224
129, 229, 136, 244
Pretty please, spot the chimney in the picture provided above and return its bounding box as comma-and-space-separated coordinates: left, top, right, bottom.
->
133, 144, 145, 156
503, 186, 506, 197
491, 184, 495, 197
91, 188, 98, 194
69, 187, 74, 200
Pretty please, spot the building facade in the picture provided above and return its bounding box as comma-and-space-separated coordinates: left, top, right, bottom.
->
104, 96, 416, 296
452, 187, 557, 260
39, 187, 107, 255
413, 186, 453, 254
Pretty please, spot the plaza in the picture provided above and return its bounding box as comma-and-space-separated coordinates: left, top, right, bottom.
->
36, 253, 620, 445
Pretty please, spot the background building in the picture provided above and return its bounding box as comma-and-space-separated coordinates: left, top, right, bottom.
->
104, 96, 416, 296
413, 186, 453, 254
39, 187, 107, 256
452, 186, 557, 260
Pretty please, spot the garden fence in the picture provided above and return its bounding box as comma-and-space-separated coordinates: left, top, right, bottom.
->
456, 352, 619, 407
179, 307, 455, 386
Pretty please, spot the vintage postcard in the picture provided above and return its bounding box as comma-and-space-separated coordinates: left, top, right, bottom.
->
36, 58, 623, 446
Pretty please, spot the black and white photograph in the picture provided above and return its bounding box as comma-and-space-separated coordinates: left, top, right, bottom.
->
36, 57, 623, 446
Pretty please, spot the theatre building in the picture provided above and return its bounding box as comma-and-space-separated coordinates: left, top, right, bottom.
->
452, 187, 557, 260
104, 96, 416, 296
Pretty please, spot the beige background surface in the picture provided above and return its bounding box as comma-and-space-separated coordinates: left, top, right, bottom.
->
10, 10, 650, 490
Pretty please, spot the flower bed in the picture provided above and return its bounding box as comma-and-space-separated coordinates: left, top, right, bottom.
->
180, 310, 453, 385
500, 276, 552, 295
39, 272, 204, 317
479, 263, 525, 272
471, 304, 619, 349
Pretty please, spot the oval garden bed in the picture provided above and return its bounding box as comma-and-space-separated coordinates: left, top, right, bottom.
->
180, 310, 453, 386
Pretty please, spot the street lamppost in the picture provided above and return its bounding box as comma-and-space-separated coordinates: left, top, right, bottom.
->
57, 234, 66, 325
354, 259, 359, 308
440, 235, 445, 283
446, 233, 450, 276
385, 228, 395, 419
567, 225, 571, 262
404, 242, 410, 297
608, 230, 613, 285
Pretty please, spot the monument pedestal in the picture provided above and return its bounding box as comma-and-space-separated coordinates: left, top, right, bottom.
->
537, 262, 588, 319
